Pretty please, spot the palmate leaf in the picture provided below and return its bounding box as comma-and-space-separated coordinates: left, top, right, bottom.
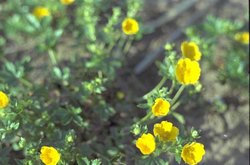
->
175, 152, 182, 164
138, 157, 167, 165
172, 112, 185, 124
76, 156, 90, 165
91, 159, 101, 165
137, 103, 149, 109
61, 113, 73, 126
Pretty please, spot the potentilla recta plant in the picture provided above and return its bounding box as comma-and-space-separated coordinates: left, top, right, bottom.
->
132, 42, 205, 164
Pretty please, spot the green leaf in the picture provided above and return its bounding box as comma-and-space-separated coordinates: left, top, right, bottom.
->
137, 103, 149, 109
91, 159, 101, 165
53, 67, 62, 79
34, 118, 46, 127
138, 157, 154, 165
0, 147, 12, 157
18, 137, 26, 148
76, 156, 90, 165
110, 153, 122, 162
25, 14, 40, 30
62, 67, 70, 80
154, 158, 166, 165
172, 112, 185, 124
179, 124, 185, 138
175, 152, 182, 164
54, 29, 63, 40
79, 144, 93, 156
73, 107, 82, 115
73, 115, 84, 126
15, 159, 23, 165
61, 113, 73, 126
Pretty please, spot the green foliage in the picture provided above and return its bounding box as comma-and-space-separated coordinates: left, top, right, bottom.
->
0, 0, 145, 164
185, 14, 249, 90
1, 0, 245, 164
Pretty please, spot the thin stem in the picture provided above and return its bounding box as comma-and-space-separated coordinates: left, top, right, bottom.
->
139, 85, 185, 126
168, 79, 176, 95
142, 77, 168, 100
141, 102, 181, 126
170, 100, 181, 111
123, 36, 134, 54
142, 115, 162, 127
107, 33, 121, 54
98, 70, 103, 78
48, 49, 57, 65
114, 34, 127, 58
132, 111, 154, 128
19, 78, 32, 88
170, 84, 185, 106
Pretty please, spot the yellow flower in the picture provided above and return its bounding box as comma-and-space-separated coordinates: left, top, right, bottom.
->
40, 146, 60, 165
181, 41, 201, 61
116, 91, 125, 99
181, 142, 205, 165
235, 31, 249, 44
60, 0, 75, 5
153, 121, 179, 142
122, 18, 139, 35
136, 133, 156, 155
152, 98, 170, 116
0, 91, 9, 108
32, 6, 50, 19
175, 58, 201, 85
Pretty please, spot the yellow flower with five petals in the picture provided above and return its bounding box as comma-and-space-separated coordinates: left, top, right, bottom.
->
122, 18, 139, 35
181, 41, 201, 61
181, 142, 205, 165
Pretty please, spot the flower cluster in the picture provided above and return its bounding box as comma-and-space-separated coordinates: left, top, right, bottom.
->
175, 41, 202, 85
235, 31, 249, 44
136, 120, 179, 155
40, 146, 60, 165
181, 142, 205, 165
135, 41, 205, 164
151, 98, 170, 116
0, 91, 9, 108
122, 18, 139, 35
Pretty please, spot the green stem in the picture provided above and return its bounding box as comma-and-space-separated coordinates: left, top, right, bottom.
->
170, 100, 181, 111
19, 78, 32, 87
170, 84, 185, 106
48, 49, 57, 65
168, 80, 176, 95
138, 85, 185, 126
107, 33, 121, 54
132, 111, 154, 128
142, 115, 162, 127
114, 34, 127, 58
142, 77, 167, 100
123, 36, 134, 54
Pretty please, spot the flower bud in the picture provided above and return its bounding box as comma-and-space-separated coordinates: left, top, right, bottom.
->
132, 125, 141, 135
